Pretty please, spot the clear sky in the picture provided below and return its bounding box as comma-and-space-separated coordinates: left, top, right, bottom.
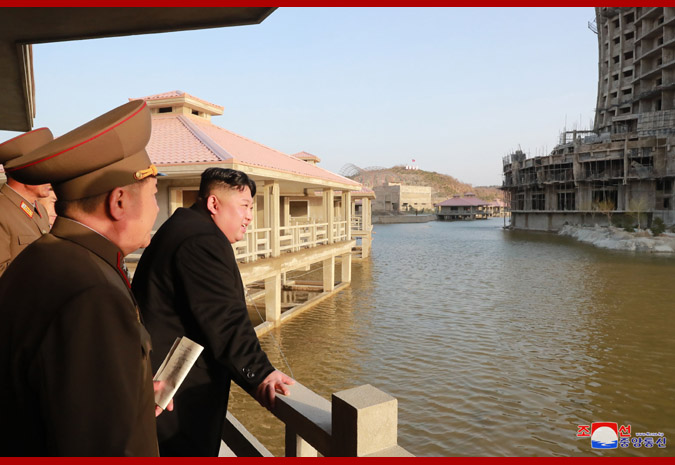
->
1, 7, 600, 187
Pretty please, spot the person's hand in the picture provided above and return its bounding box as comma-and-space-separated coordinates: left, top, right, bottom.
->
254, 370, 295, 410
153, 380, 174, 417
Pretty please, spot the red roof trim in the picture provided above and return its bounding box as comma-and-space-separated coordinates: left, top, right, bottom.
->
6, 102, 147, 172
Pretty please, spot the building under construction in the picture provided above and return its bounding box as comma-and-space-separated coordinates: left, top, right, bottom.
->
502, 7, 675, 231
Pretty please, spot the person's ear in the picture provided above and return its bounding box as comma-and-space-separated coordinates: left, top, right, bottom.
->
108, 187, 126, 221
206, 194, 219, 215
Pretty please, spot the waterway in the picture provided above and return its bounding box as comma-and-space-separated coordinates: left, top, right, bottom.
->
228, 218, 675, 456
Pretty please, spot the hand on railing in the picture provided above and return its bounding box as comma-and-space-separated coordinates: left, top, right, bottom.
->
254, 370, 295, 410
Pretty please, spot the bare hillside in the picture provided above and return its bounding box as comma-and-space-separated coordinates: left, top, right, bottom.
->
349, 165, 503, 205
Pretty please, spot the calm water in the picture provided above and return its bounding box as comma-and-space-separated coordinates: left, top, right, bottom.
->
229, 218, 675, 456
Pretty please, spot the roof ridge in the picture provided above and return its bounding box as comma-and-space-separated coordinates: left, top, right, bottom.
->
177, 116, 233, 162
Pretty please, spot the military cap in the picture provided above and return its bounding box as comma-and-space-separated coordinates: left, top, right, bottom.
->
4, 100, 160, 201
0, 127, 54, 166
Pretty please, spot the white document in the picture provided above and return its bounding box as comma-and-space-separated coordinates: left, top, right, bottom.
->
153, 336, 204, 410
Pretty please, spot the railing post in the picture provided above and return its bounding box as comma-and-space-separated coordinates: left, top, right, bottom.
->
285, 428, 318, 457
331, 385, 399, 457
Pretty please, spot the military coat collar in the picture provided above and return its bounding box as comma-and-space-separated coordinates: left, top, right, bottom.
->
0, 183, 49, 232
50, 216, 132, 289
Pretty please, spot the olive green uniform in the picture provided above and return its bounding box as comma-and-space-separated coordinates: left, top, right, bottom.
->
0, 183, 50, 276
0, 217, 158, 456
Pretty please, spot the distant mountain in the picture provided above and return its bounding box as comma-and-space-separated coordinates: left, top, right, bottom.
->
348, 165, 504, 205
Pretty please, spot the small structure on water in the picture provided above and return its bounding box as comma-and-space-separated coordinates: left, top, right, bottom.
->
435, 193, 489, 221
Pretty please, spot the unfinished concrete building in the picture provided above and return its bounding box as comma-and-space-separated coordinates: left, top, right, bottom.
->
502, 7, 675, 231
372, 182, 432, 212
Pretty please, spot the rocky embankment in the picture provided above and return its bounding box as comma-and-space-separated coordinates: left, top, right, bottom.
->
558, 224, 675, 253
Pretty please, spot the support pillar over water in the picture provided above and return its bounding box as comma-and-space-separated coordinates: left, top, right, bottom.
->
323, 256, 335, 292
341, 253, 351, 283
264, 274, 281, 323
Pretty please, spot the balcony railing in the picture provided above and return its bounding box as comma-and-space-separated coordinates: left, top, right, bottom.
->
222, 381, 414, 457
233, 219, 351, 262
280, 222, 329, 253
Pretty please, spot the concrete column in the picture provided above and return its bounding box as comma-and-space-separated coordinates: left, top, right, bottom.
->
341, 253, 351, 283
268, 181, 280, 257
264, 274, 281, 323
323, 256, 334, 292
285, 429, 318, 457
361, 236, 372, 259
283, 196, 290, 227
325, 188, 334, 244
344, 191, 352, 241
331, 385, 398, 457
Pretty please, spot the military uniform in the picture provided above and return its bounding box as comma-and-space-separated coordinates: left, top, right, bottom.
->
0, 127, 53, 276
0, 184, 50, 275
0, 217, 157, 455
0, 100, 162, 456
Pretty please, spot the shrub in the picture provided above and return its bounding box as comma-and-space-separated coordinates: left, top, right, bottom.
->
651, 217, 666, 236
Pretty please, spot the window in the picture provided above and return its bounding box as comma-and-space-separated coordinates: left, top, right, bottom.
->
515, 193, 525, 210
192, 110, 199, 116
289, 200, 309, 218
557, 192, 575, 211
623, 69, 633, 78
158, 107, 172, 113
624, 51, 633, 60
625, 31, 635, 40
532, 192, 545, 211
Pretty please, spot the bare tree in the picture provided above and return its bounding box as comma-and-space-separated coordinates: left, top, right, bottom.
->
592, 199, 616, 227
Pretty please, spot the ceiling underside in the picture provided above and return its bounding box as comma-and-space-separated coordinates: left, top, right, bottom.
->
0, 7, 276, 131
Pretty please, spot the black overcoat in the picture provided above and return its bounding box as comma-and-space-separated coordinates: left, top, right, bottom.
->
132, 203, 274, 457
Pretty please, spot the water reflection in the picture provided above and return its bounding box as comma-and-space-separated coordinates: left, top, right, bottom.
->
229, 219, 675, 456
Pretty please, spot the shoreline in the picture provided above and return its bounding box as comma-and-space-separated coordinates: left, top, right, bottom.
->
558, 224, 675, 253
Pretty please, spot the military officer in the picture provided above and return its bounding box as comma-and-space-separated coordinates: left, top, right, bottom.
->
0, 99, 168, 456
0, 128, 53, 276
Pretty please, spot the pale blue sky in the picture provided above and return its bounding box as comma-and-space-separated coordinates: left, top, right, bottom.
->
1, 7, 599, 186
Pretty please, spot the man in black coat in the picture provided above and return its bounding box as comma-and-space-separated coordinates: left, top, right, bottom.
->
132, 168, 294, 456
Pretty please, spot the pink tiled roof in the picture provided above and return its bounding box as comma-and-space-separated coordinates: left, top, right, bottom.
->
436, 197, 489, 207
135, 90, 224, 112
352, 186, 375, 196
292, 151, 320, 161
147, 116, 224, 164
146, 113, 360, 187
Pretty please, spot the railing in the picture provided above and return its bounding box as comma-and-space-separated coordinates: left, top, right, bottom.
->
222, 382, 414, 457
333, 220, 348, 241
233, 228, 272, 262
233, 220, 351, 262
351, 216, 363, 231
279, 222, 329, 253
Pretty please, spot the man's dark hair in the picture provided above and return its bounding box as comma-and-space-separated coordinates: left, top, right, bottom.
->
198, 168, 256, 202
